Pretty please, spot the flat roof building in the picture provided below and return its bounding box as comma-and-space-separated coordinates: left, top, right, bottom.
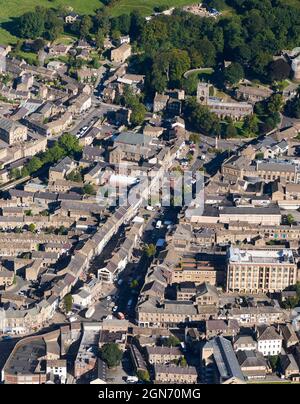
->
227, 247, 297, 293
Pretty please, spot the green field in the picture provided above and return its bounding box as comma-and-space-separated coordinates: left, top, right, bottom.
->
109, 0, 199, 16
0, 0, 102, 44
0, 0, 197, 45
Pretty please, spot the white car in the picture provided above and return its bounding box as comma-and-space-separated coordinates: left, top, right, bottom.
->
106, 296, 112, 301
126, 376, 138, 384
156, 220, 162, 229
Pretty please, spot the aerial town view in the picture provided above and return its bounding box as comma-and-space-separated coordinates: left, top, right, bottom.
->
1, 0, 300, 390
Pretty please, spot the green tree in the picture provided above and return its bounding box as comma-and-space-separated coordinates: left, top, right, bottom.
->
189, 49, 203, 69
95, 29, 104, 49
10, 168, 22, 180
144, 244, 156, 258
225, 123, 238, 138
80, 15, 93, 39
184, 97, 221, 137
130, 279, 139, 289
268, 59, 291, 82
31, 38, 45, 52
28, 223, 36, 233
268, 356, 280, 372
182, 74, 199, 95
67, 170, 83, 183
123, 87, 146, 126
18, 11, 45, 39
131, 103, 146, 126
234, 44, 252, 65
267, 94, 284, 114
101, 343, 123, 368
255, 152, 264, 160
59, 133, 82, 156
197, 39, 216, 67
26, 156, 43, 175
287, 214, 295, 225
168, 49, 191, 84
83, 183, 96, 195
178, 357, 187, 367
224, 63, 244, 85
243, 115, 259, 137
56, 226, 68, 235
137, 369, 150, 382
189, 133, 200, 144
64, 294, 73, 313
43, 143, 65, 164
164, 335, 181, 347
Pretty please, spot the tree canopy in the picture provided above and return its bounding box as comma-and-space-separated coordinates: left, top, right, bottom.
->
101, 343, 123, 368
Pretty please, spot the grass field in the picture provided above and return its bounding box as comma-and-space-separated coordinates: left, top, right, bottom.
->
0, 0, 197, 45
0, 0, 102, 44
109, 0, 199, 16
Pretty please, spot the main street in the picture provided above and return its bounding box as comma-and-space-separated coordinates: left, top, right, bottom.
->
70, 101, 119, 136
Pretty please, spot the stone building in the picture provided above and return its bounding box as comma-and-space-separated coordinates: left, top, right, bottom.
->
197, 82, 253, 120
0, 117, 28, 145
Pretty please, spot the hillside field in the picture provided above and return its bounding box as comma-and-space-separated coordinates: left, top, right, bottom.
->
0, 0, 197, 44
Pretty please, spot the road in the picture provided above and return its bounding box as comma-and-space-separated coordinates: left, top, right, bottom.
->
72, 205, 180, 325
70, 102, 119, 136
0, 175, 30, 191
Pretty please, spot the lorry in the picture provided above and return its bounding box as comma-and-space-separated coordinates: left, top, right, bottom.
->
85, 306, 95, 319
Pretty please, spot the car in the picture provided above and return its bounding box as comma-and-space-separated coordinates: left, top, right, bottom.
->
126, 376, 139, 384
106, 296, 112, 301
156, 220, 162, 229
2, 336, 12, 341
112, 306, 118, 312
